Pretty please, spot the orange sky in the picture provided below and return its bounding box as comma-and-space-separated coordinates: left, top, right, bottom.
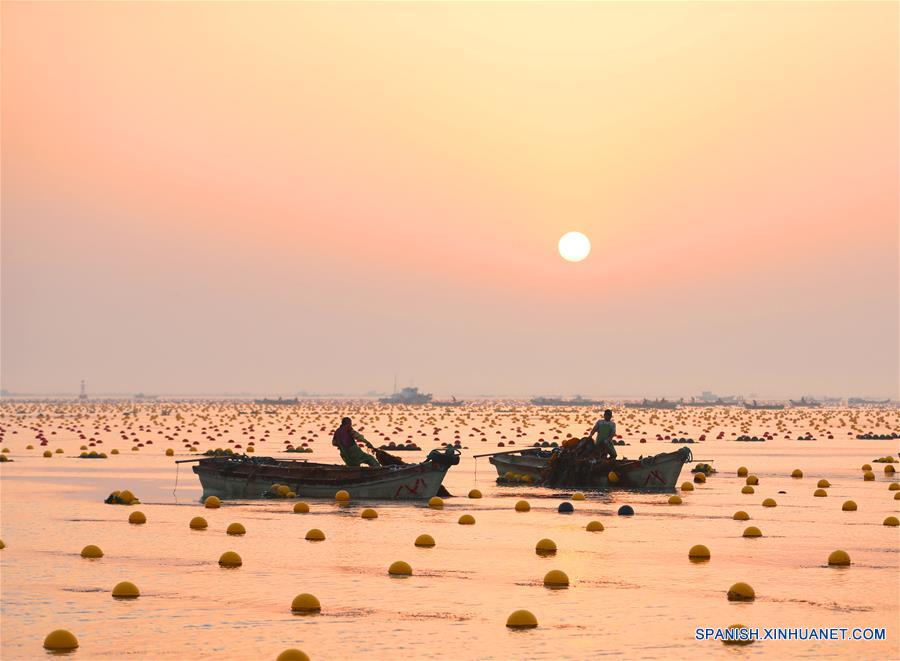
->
2, 2, 898, 398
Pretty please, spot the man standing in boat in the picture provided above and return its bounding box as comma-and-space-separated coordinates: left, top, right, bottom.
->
588, 409, 618, 461
332, 417, 380, 467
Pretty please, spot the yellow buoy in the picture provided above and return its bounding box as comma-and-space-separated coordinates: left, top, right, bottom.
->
895, 491, 900, 500
572, 492, 586, 501
586, 520, 604, 532
218, 551, 242, 567
0, 539, 4, 549
668, 495, 682, 505
543, 569, 569, 587
535, 538, 557, 554
388, 560, 412, 576
428, 496, 443, 509
165, 448, 174, 456
189, 516, 208, 530
335, 490, 350, 502
43, 629, 79, 651
688, 544, 710, 561
841, 500, 857, 511
290, 593, 321, 613
745, 475, 759, 486
608, 471, 619, 484
727, 582, 755, 601
863, 471, 875, 481
817, 479, 831, 488
43, 450, 52, 458
883, 516, 899, 526
293, 502, 310, 513
458, 514, 475, 525
791, 469, 803, 478
828, 550, 851, 566
680, 482, 694, 492
128, 511, 146, 525
414, 534, 435, 547
112, 581, 140, 598
742, 526, 762, 538
80, 544, 103, 558
468, 489, 482, 499
506, 609, 538, 629
737, 466, 748, 477
861, 463, 872, 471
276, 650, 310, 661
515, 500, 530, 512
204, 495, 221, 509
741, 486, 755, 494
722, 623, 755, 646
814, 488, 828, 497
693, 473, 706, 484
119, 490, 135, 504
226, 522, 246, 535
762, 498, 776, 508
733, 511, 749, 520
361, 508, 378, 519
885, 465, 896, 474
305, 529, 325, 541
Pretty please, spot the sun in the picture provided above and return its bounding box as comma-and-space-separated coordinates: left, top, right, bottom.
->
558, 231, 591, 262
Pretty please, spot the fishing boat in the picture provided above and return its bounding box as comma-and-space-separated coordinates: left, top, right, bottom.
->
530, 395, 603, 406
744, 400, 785, 410
624, 398, 682, 409
483, 446, 692, 490
379, 387, 432, 405
789, 397, 821, 407
254, 397, 300, 405
190, 448, 460, 501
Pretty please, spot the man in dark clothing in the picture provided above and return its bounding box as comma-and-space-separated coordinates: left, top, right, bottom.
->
332, 417, 380, 467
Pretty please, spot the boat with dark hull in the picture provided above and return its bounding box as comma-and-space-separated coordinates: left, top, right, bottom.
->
789, 397, 821, 408
254, 397, 300, 405
530, 395, 603, 407
486, 447, 691, 490
744, 400, 785, 410
624, 398, 682, 410
379, 387, 432, 405
191, 448, 460, 501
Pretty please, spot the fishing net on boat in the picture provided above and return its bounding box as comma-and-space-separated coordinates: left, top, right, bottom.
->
542, 438, 615, 487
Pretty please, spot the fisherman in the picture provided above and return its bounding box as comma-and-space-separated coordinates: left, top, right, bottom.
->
588, 409, 618, 461
332, 417, 380, 467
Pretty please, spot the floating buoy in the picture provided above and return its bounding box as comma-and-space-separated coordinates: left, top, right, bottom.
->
727, 582, 755, 601
745, 475, 759, 486
762, 498, 776, 508
165, 448, 174, 456
895, 491, 900, 500
305, 529, 325, 541
688, 544, 710, 561
883, 516, 899, 526
863, 471, 875, 481
128, 511, 146, 524
586, 520, 604, 532
506, 609, 538, 629
388, 560, 412, 576
468, 489, 482, 499
737, 466, 748, 477
43, 630, 79, 651
515, 500, 530, 512
680, 482, 694, 491
227, 522, 246, 535
814, 488, 827, 497
361, 508, 378, 519
742, 526, 762, 538
112, 581, 140, 598
458, 514, 475, 525
189, 516, 208, 530
81, 544, 103, 558
861, 463, 872, 471
828, 550, 851, 566
535, 538, 557, 554
415, 533, 435, 547
290, 593, 321, 613
668, 495, 682, 505
722, 624, 755, 646
693, 473, 706, 484
741, 486, 755, 494
618, 505, 634, 516
43, 450, 52, 457
428, 496, 443, 509
572, 492, 585, 501
607, 471, 619, 484
886, 465, 896, 474
335, 490, 350, 502
732, 510, 750, 521
293, 502, 310, 513
204, 496, 221, 509
841, 500, 857, 511
276, 649, 310, 661
791, 469, 803, 478
0, 539, 4, 549
558, 502, 574, 513
218, 551, 242, 567
543, 569, 569, 587
817, 479, 831, 488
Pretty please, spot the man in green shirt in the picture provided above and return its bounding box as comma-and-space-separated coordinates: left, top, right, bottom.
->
588, 409, 618, 460
332, 417, 380, 467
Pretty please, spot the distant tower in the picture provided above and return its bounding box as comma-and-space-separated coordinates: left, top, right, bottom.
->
79, 380, 88, 401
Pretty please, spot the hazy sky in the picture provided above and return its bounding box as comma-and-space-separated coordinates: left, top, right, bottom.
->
2, 2, 898, 399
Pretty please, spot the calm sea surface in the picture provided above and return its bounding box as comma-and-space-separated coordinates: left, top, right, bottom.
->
1, 402, 898, 660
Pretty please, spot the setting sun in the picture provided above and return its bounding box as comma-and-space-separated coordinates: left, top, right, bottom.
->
558, 231, 591, 262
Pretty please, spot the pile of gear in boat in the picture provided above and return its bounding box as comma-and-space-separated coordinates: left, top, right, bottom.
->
858, 432, 900, 440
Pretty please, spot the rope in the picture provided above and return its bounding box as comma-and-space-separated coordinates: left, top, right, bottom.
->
172, 462, 180, 497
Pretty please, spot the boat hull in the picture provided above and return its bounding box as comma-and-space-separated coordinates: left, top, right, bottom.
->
192, 456, 453, 501
489, 448, 691, 490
